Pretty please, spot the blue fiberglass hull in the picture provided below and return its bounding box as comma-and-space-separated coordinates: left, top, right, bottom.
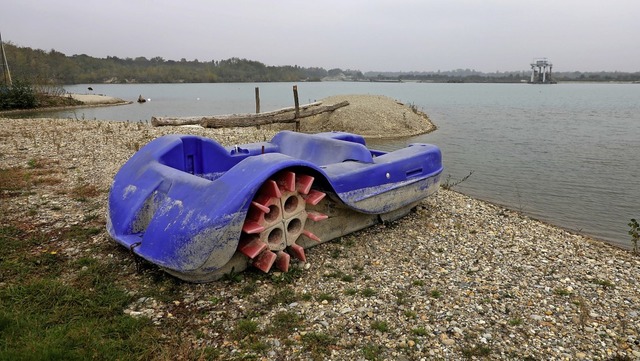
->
107, 131, 443, 281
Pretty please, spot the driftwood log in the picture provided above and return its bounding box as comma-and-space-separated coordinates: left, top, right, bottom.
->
150, 101, 349, 128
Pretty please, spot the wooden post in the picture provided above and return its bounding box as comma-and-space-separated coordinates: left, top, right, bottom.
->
255, 87, 260, 114
293, 85, 300, 132
255, 87, 261, 129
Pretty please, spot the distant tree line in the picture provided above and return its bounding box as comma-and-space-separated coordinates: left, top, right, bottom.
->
2, 42, 639, 85
2, 42, 366, 84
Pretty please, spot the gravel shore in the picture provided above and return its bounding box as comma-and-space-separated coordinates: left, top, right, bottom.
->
1, 106, 639, 359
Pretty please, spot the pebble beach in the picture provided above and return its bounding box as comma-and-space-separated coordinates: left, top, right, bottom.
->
1, 96, 639, 360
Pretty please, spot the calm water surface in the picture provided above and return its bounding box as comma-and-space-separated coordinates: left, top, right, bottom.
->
23, 82, 640, 249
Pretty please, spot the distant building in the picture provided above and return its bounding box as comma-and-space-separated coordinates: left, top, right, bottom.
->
529, 58, 556, 84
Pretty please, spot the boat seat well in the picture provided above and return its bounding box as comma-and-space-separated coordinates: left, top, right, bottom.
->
271, 131, 374, 166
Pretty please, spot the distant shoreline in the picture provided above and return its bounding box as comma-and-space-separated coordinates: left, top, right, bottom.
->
0, 93, 131, 116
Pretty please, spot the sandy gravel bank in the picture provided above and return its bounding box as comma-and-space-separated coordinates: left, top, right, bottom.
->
69, 93, 130, 105
1, 114, 638, 359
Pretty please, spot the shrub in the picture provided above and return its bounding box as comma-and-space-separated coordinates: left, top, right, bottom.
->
0, 79, 38, 110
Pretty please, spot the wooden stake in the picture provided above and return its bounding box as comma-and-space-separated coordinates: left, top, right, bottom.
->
255, 87, 261, 129
255, 87, 260, 114
293, 85, 300, 132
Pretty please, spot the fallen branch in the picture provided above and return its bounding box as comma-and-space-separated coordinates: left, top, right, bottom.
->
151, 101, 324, 127
200, 101, 349, 128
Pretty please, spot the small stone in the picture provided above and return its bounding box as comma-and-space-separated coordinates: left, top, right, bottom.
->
442, 338, 455, 346
408, 340, 415, 347
576, 352, 587, 359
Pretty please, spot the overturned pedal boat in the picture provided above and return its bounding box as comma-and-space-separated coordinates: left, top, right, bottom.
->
107, 131, 443, 282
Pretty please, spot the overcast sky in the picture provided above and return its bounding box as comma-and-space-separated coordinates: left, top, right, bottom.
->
2, 0, 638, 72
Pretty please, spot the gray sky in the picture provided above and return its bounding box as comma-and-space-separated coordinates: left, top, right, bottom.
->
2, 0, 639, 72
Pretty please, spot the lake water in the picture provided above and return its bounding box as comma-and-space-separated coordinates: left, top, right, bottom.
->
19, 82, 640, 249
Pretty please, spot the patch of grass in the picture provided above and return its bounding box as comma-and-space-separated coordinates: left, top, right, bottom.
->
323, 270, 347, 279
269, 311, 303, 335
412, 280, 425, 287
344, 288, 358, 296
395, 291, 408, 305
340, 274, 354, 282
240, 282, 258, 296
411, 327, 428, 336
461, 344, 492, 358
59, 224, 102, 242
0, 224, 56, 280
592, 279, 615, 289
370, 320, 389, 332
553, 288, 571, 296
316, 293, 335, 302
509, 317, 523, 326
404, 310, 417, 318
232, 319, 259, 340
70, 183, 101, 201
362, 343, 383, 360
361, 288, 377, 297
0, 167, 29, 195
248, 340, 269, 353
0, 276, 159, 360
265, 287, 299, 307
222, 268, 244, 283
271, 266, 304, 284
430, 288, 442, 299
27, 158, 40, 168
301, 332, 335, 357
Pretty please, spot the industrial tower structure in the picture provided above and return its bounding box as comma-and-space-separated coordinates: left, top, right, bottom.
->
529, 58, 555, 84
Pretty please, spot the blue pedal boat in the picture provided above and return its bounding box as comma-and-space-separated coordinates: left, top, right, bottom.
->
107, 131, 442, 282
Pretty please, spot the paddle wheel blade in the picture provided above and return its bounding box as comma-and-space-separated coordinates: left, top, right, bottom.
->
302, 229, 321, 242
276, 171, 296, 192
259, 179, 282, 200
238, 236, 268, 259
295, 174, 315, 195
250, 201, 270, 213
307, 211, 328, 222
242, 221, 265, 234
253, 250, 277, 273
303, 189, 326, 206
274, 251, 291, 272
288, 243, 306, 262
